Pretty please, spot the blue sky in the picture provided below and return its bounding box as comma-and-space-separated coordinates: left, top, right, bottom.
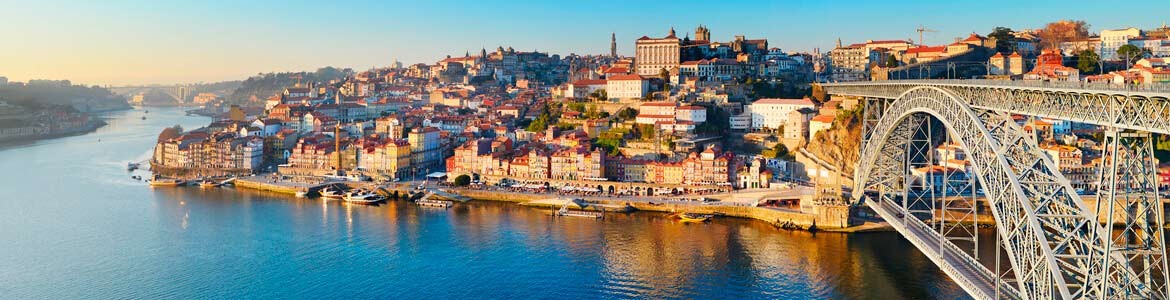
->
2, 0, 1168, 85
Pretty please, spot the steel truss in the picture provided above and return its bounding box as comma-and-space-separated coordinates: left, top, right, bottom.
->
1092, 130, 1170, 299
823, 80, 1170, 135
854, 86, 1160, 300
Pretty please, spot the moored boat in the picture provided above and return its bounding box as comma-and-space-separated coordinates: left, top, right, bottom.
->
343, 189, 384, 204
677, 212, 712, 223
320, 187, 345, 199
147, 177, 185, 187
198, 180, 219, 188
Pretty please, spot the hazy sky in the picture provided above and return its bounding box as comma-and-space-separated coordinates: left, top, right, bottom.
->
2, 0, 1168, 86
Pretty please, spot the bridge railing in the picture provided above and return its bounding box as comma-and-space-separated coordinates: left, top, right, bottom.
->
825, 79, 1170, 94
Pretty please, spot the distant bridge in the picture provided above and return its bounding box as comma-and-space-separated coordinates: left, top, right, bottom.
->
824, 80, 1170, 299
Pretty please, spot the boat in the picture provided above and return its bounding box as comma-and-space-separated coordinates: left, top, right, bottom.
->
555, 206, 603, 218
141, 116, 147, 120
294, 190, 308, 198
147, 177, 185, 187
677, 212, 712, 223
343, 189, 384, 204
320, 187, 346, 199
416, 198, 454, 208
198, 180, 219, 188
126, 162, 140, 171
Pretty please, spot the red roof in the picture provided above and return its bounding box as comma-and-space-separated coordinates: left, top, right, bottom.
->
906, 46, 946, 54
811, 114, 836, 123
608, 74, 646, 81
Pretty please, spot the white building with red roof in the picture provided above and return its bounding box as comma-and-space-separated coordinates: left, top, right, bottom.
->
567, 79, 608, 99
747, 98, 816, 130
606, 74, 650, 99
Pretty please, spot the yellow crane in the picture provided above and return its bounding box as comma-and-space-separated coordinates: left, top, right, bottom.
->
916, 25, 937, 46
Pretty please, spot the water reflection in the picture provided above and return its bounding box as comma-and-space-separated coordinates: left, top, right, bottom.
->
0, 107, 968, 299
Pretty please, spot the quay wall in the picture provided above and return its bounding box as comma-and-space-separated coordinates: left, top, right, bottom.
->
451, 189, 852, 230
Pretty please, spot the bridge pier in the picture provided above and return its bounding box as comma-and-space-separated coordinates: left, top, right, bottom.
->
1093, 130, 1170, 299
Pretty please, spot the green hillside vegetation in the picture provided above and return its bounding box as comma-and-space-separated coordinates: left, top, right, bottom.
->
228, 67, 353, 104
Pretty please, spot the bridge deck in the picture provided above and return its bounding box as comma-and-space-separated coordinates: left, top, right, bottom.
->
868, 200, 1021, 300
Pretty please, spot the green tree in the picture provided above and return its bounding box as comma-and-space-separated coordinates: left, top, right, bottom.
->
987, 26, 1016, 54
453, 174, 471, 186
761, 143, 794, 160
1076, 50, 1100, 74
884, 55, 899, 68
617, 107, 638, 120
1117, 44, 1148, 68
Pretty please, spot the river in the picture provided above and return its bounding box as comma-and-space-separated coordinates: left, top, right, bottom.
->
0, 107, 968, 299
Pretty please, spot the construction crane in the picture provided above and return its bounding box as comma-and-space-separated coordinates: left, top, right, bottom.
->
916, 25, 937, 46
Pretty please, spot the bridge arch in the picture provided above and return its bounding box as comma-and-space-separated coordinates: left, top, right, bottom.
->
856, 86, 1144, 299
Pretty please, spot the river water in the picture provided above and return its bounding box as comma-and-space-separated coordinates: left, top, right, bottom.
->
0, 107, 968, 299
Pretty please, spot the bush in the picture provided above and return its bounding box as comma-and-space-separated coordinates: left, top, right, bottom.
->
453, 175, 471, 187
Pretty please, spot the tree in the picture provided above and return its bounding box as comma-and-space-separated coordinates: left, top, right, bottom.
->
1117, 44, 1148, 68
617, 107, 638, 120
157, 125, 183, 142
884, 55, 899, 68
761, 143, 794, 160
453, 174, 471, 187
1038, 20, 1090, 50
1076, 50, 1100, 74
988, 26, 1017, 54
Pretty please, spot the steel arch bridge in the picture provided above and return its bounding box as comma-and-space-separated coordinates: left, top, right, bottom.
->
822, 80, 1170, 300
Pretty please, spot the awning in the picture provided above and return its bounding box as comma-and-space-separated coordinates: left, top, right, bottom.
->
426, 172, 447, 179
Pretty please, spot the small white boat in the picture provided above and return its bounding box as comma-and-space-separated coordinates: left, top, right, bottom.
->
344, 189, 383, 204
127, 162, 140, 171
320, 187, 345, 199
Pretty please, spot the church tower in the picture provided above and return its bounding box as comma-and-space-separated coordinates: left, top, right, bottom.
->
610, 32, 617, 57
695, 25, 710, 41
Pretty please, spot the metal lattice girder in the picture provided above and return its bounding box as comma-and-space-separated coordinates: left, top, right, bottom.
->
822, 80, 1170, 135
1094, 130, 1170, 299
855, 86, 1153, 300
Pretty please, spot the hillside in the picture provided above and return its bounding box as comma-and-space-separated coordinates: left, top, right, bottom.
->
0, 82, 127, 112
227, 67, 353, 104
805, 107, 863, 178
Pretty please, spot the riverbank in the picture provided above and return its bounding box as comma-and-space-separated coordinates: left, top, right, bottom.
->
0, 119, 107, 144
224, 179, 859, 232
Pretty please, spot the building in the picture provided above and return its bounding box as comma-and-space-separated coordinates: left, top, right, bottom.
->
567, 79, 608, 99
606, 74, 650, 99
675, 106, 706, 123
635, 28, 682, 76
192, 93, 221, 105
748, 98, 816, 131
358, 138, 412, 180
784, 108, 816, 141
809, 114, 835, 140
1024, 49, 1079, 81
1101, 27, 1142, 60
408, 127, 442, 172
829, 40, 875, 82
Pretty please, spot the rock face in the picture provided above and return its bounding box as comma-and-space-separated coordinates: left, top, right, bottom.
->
805, 108, 862, 178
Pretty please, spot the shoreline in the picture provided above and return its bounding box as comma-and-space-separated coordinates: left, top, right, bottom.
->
223, 176, 876, 233
0, 119, 108, 145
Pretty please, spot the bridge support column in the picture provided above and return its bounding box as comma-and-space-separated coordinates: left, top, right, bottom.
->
1094, 130, 1170, 299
